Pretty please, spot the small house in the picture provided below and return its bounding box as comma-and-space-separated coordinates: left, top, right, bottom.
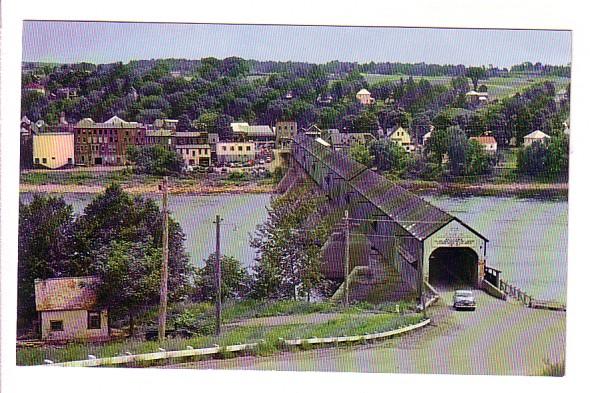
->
356, 89, 375, 105
387, 127, 415, 152
469, 136, 498, 153
35, 276, 109, 341
523, 130, 551, 147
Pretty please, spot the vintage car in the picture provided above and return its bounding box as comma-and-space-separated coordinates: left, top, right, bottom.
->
453, 290, 476, 311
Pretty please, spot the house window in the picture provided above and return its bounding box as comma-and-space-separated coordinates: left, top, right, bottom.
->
238, 146, 243, 151
87, 311, 101, 329
42, 158, 47, 164
50, 320, 64, 331
246, 146, 251, 151
34, 158, 39, 164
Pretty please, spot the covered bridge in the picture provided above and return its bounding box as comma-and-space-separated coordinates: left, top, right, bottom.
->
291, 134, 490, 301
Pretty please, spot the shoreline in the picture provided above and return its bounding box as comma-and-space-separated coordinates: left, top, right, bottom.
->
19, 179, 568, 199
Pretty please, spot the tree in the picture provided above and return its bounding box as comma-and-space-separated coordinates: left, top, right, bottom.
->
71, 184, 194, 302
545, 132, 569, 179
91, 240, 162, 335
465, 139, 492, 176
127, 145, 184, 175
447, 126, 468, 176
18, 195, 75, 330
250, 185, 328, 300
353, 111, 380, 134
349, 143, 373, 167
194, 254, 251, 302
177, 114, 192, 132
517, 141, 548, 177
369, 139, 408, 172
466, 66, 486, 91
425, 127, 450, 168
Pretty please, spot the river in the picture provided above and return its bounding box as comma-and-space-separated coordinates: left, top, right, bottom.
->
20, 193, 567, 303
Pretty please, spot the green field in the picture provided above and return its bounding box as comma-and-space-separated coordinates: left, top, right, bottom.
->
361, 73, 570, 101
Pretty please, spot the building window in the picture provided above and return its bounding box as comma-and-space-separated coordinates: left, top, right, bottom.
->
222, 146, 227, 151
230, 146, 235, 151
238, 146, 243, 151
87, 311, 101, 330
192, 150, 196, 157
34, 158, 39, 164
50, 320, 64, 331
42, 158, 47, 164
246, 146, 251, 151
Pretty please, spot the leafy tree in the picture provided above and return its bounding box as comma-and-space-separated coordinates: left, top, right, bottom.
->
71, 184, 194, 302
369, 139, 408, 172
425, 127, 450, 167
353, 111, 380, 134
517, 141, 548, 177
545, 132, 569, 179
177, 114, 192, 132
349, 143, 373, 167
466, 66, 486, 91
465, 139, 492, 176
194, 254, 251, 302
127, 145, 184, 175
18, 195, 75, 329
250, 185, 328, 300
447, 126, 468, 176
91, 240, 162, 334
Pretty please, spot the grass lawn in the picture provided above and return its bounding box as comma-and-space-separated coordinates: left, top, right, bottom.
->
17, 300, 423, 366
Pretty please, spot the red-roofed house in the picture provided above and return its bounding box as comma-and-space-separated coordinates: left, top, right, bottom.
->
35, 276, 109, 341
469, 136, 497, 153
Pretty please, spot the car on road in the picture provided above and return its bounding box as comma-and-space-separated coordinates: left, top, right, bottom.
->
453, 290, 476, 311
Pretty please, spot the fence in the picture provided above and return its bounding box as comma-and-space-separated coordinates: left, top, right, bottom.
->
499, 279, 534, 306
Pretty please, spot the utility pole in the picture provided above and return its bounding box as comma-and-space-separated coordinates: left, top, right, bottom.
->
214, 215, 223, 336
344, 209, 350, 307
158, 176, 170, 341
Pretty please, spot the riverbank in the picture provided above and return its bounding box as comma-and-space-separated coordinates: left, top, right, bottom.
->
20, 178, 568, 199
399, 179, 568, 200
20, 181, 276, 195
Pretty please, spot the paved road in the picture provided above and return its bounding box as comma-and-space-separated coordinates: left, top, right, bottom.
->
163, 290, 566, 376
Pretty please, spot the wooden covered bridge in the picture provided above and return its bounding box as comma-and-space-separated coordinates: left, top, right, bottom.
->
290, 134, 504, 305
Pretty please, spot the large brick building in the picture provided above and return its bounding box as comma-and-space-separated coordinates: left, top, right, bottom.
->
74, 116, 146, 165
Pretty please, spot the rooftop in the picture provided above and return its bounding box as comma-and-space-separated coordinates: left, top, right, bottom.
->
35, 276, 101, 312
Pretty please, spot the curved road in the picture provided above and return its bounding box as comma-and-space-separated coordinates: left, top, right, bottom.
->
163, 291, 566, 376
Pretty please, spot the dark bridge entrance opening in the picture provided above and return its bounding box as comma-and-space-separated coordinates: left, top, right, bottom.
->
428, 247, 478, 289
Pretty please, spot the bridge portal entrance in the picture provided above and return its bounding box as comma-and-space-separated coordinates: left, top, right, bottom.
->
428, 247, 479, 288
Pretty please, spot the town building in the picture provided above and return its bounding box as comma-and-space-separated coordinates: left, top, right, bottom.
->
153, 119, 179, 130
523, 130, 551, 146
356, 88, 375, 105
387, 127, 415, 152
23, 82, 46, 95
55, 87, 78, 99
74, 116, 146, 166
275, 121, 298, 149
231, 122, 275, 154
328, 130, 376, 152
175, 144, 212, 167
35, 276, 109, 341
208, 132, 220, 162
33, 132, 75, 169
216, 141, 255, 164
145, 129, 174, 150
469, 136, 498, 153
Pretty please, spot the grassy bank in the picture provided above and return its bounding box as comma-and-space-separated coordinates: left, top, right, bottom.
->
17, 299, 420, 366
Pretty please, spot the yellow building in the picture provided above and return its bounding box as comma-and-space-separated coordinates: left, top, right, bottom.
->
387, 127, 415, 152
33, 132, 75, 169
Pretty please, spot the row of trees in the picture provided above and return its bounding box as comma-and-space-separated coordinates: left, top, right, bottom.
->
19, 182, 337, 333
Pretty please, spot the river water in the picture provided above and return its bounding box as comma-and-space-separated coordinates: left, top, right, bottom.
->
20, 192, 567, 303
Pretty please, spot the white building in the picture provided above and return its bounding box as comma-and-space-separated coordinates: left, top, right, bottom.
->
216, 142, 256, 163
175, 144, 212, 167
523, 130, 551, 146
33, 132, 75, 169
356, 89, 375, 105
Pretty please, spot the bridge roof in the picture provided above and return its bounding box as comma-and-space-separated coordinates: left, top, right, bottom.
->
349, 169, 456, 240
296, 135, 366, 180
